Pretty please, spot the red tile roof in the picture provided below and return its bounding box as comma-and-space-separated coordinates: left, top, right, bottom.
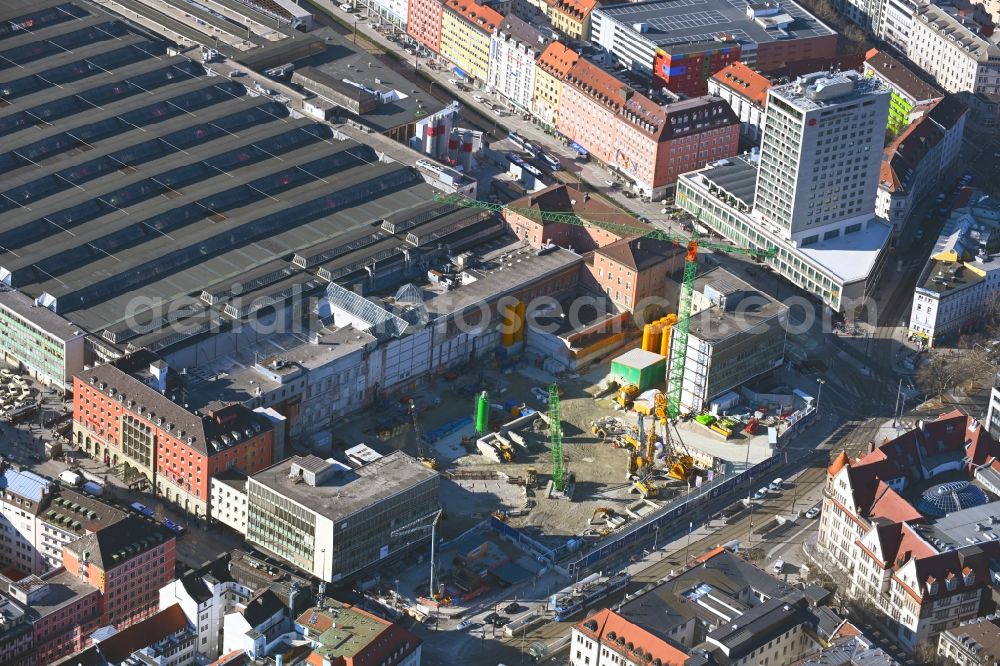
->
868, 481, 922, 524
443, 0, 502, 33
577, 608, 688, 665
710, 62, 772, 107
547, 0, 598, 20
828, 450, 849, 477
537, 42, 580, 80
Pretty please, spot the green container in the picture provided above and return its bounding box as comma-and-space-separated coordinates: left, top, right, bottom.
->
611, 348, 668, 393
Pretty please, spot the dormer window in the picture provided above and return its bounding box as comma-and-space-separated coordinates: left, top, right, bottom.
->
927, 577, 939, 595
945, 575, 958, 591
964, 569, 975, 586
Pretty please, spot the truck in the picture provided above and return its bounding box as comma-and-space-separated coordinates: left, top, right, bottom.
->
58, 470, 82, 487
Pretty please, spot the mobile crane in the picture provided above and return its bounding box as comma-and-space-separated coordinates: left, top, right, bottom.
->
409, 400, 438, 470
434, 194, 778, 479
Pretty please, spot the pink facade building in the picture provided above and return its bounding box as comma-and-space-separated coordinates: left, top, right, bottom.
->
557, 59, 740, 199
407, 0, 444, 53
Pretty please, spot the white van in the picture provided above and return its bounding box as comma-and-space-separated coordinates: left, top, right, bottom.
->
769, 478, 783, 491
773, 559, 784, 575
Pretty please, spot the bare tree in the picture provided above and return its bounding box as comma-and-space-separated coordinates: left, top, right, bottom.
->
915, 351, 980, 398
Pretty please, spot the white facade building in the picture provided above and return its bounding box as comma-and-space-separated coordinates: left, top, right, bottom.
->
754, 71, 890, 245
906, 4, 1000, 127
817, 411, 1000, 651
488, 16, 548, 113
209, 471, 248, 535
356, 0, 410, 30
877, 0, 919, 51
677, 71, 893, 312
159, 554, 253, 659
909, 193, 1000, 347
0, 465, 52, 576
707, 62, 770, 145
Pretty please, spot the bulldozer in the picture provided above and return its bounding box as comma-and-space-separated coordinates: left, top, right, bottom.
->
615, 383, 639, 409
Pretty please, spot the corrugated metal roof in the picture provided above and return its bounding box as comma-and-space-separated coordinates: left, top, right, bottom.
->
2, 467, 50, 502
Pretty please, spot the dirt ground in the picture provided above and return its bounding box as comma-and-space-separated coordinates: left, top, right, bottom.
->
332, 360, 695, 547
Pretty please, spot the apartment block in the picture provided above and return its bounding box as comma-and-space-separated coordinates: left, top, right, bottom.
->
0, 465, 52, 576
548, 0, 598, 39
708, 62, 772, 144
407, 0, 444, 53
531, 42, 579, 129
906, 3, 1000, 128
938, 617, 1000, 665
817, 411, 1000, 650
72, 350, 274, 519
37, 488, 127, 572
440, 0, 502, 84
0, 288, 85, 392
0, 593, 31, 666
296, 601, 422, 665
909, 191, 1000, 347
674, 268, 787, 413
246, 453, 439, 582
834, 0, 883, 34
21, 568, 102, 665
570, 608, 689, 666
64, 515, 176, 629
590, 238, 685, 312
877, 96, 967, 237
209, 469, 248, 535
698, 595, 819, 665
557, 59, 739, 198
489, 16, 548, 113
653, 43, 742, 97
863, 49, 944, 135
878, 0, 919, 51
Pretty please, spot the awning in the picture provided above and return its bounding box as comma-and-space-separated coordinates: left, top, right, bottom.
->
452, 66, 467, 79
568, 141, 588, 157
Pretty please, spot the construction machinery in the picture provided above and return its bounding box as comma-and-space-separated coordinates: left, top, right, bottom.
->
549, 383, 566, 492
409, 400, 439, 470
437, 194, 778, 487
615, 383, 639, 409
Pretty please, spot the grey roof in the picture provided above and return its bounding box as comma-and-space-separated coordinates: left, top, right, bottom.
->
769, 71, 887, 113
686, 267, 788, 344
497, 15, 547, 48
27, 568, 100, 619
249, 451, 439, 522
0, 287, 85, 342
40, 488, 128, 535
864, 51, 942, 103
913, 4, 1000, 63
179, 553, 236, 605
65, 515, 174, 571
596, 0, 835, 48
707, 594, 816, 660
699, 157, 758, 208
214, 469, 249, 493
618, 549, 796, 642
242, 588, 286, 627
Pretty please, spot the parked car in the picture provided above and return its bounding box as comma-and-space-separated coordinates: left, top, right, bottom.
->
769, 478, 783, 491
493, 615, 510, 627
773, 559, 784, 575
504, 603, 523, 614
483, 612, 500, 625
163, 518, 186, 536
447, 78, 459, 85
753, 487, 768, 500
457, 619, 474, 631
805, 507, 821, 519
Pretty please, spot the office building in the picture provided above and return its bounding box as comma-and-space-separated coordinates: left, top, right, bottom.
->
908, 193, 1000, 347
531, 42, 580, 130
708, 62, 772, 145
877, 96, 967, 237
210, 470, 249, 535
653, 43, 742, 97
863, 50, 944, 135
673, 268, 788, 413
439, 0, 503, 84
591, 0, 836, 78
0, 288, 85, 392
246, 453, 439, 582
296, 601, 422, 666
676, 71, 893, 312
64, 515, 177, 629
906, 4, 1000, 128
489, 16, 549, 114
817, 410, 1000, 650
558, 59, 740, 198
72, 350, 274, 519
754, 71, 889, 244
938, 617, 1000, 666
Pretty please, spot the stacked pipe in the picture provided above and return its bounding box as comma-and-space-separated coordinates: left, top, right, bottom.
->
513, 301, 526, 343
501, 302, 516, 347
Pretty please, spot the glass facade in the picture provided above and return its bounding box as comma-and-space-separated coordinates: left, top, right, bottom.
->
0, 304, 68, 386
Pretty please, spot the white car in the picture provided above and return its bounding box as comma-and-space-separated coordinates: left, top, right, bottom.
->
447, 78, 459, 85
753, 487, 768, 500
805, 507, 821, 519
773, 559, 784, 575
473, 95, 486, 103
531, 387, 549, 404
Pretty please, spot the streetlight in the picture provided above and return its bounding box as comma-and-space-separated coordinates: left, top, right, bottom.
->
816, 378, 825, 415
653, 524, 661, 558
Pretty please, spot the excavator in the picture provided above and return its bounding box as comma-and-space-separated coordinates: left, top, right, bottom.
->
630, 417, 659, 499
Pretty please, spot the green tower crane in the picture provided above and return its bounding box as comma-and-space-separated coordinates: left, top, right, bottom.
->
434, 194, 777, 421
548, 383, 565, 492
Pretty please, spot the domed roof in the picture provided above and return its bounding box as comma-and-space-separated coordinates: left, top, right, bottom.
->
917, 481, 988, 517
